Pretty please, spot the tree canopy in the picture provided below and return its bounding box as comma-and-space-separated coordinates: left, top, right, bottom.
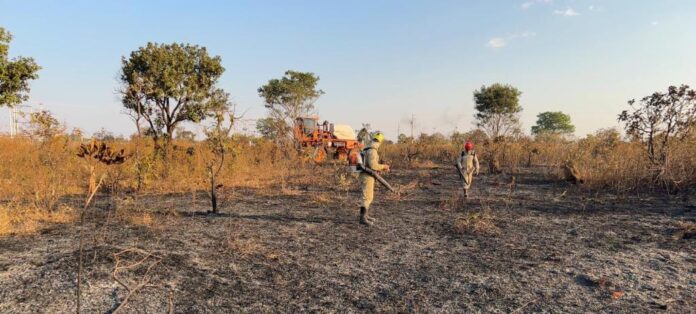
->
258, 70, 324, 144
120, 42, 229, 147
0, 27, 41, 108
25, 110, 64, 140
473, 83, 522, 139
256, 117, 287, 141
531, 111, 575, 136
618, 85, 696, 165
451, 129, 489, 147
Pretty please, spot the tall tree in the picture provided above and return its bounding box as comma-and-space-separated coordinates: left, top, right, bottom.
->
473, 83, 522, 139
531, 111, 575, 136
257, 70, 324, 145
255, 117, 287, 141
0, 27, 41, 108
120, 42, 229, 150
618, 85, 696, 165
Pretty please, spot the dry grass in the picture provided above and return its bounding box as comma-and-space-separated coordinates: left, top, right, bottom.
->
0, 204, 76, 236
453, 207, 498, 235
1, 129, 695, 237
226, 230, 280, 260
673, 221, 696, 240
310, 193, 331, 204
125, 212, 155, 227
2, 131, 693, 202
439, 192, 464, 211
227, 237, 265, 256
383, 131, 696, 194
412, 159, 439, 169
281, 187, 303, 196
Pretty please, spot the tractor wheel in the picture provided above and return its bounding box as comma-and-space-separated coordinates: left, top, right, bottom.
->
312, 147, 327, 163
336, 149, 348, 161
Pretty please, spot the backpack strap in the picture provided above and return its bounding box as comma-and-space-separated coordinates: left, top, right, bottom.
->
461, 150, 476, 158
360, 147, 376, 170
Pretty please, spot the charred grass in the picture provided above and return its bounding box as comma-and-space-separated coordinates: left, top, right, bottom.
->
0, 163, 694, 312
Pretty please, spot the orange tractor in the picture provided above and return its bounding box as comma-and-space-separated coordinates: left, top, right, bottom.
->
294, 116, 363, 162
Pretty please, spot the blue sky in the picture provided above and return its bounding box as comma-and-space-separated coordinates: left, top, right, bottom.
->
1, 0, 694, 139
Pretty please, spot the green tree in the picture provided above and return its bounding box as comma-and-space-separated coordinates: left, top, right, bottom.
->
531, 111, 575, 136
397, 133, 413, 144
579, 128, 621, 158
451, 129, 488, 147
256, 117, 288, 141
0, 27, 41, 108
120, 42, 229, 150
93, 128, 116, 141
618, 85, 696, 165
257, 70, 324, 145
25, 110, 64, 140
175, 128, 197, 141
357, 124, 372, 146
418, 132, 448, 145
473, 83, 522, 139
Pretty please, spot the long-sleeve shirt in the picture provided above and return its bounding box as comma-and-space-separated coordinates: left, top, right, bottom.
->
364, 143, 387, 171
457, 150, 480, 173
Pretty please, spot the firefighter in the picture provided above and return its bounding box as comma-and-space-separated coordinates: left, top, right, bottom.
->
359, 131, 390, 226
457, 141, 480, 198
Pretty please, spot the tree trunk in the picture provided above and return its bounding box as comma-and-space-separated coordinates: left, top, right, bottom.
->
210, 177, 217, 214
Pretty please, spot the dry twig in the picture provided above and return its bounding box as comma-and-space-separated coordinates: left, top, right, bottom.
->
111, 247, 164, 313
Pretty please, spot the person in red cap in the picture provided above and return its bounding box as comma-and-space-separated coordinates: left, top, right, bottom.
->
456, 141, 480, 197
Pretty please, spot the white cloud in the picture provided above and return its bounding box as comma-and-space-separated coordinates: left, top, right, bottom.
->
651, 21, 659, 26
487, 37, 506, 49
486, 31, 536, 49
521, 0, 552, 9
554, 8, 580, 16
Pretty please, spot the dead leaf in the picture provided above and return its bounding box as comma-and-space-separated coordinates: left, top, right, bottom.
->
611, 291, 624, 299
598, 277, 607, 289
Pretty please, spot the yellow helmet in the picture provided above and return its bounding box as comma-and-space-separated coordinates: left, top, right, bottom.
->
372, 131, 385, 143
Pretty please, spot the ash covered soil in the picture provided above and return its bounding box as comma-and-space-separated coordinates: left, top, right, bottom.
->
1, 165, 694, 313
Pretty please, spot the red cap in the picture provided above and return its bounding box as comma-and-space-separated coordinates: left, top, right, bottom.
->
464, 141, 474, 151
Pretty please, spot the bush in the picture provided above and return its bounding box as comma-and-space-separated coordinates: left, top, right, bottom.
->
1, 121, 695, 236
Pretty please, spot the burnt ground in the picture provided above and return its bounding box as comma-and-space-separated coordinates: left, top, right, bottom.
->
0, 165, 694, 313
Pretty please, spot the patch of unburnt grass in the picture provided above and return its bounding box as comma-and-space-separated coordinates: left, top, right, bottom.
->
672, 221, 696, 240
439, 192, 464, 211
453, 207, 498, 235
0, 204, 77, 236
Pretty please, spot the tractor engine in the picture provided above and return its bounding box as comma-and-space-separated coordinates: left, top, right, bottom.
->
294, 116, 362, 163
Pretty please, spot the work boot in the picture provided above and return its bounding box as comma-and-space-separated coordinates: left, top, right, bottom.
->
359, 207, 373, 226
365, 209, 377, 223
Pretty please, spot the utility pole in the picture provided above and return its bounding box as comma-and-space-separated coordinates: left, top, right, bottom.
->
409, 113, 415, 138
10, 107, 19, 137
9, 105, 31, 137
9, 108, 15, 137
